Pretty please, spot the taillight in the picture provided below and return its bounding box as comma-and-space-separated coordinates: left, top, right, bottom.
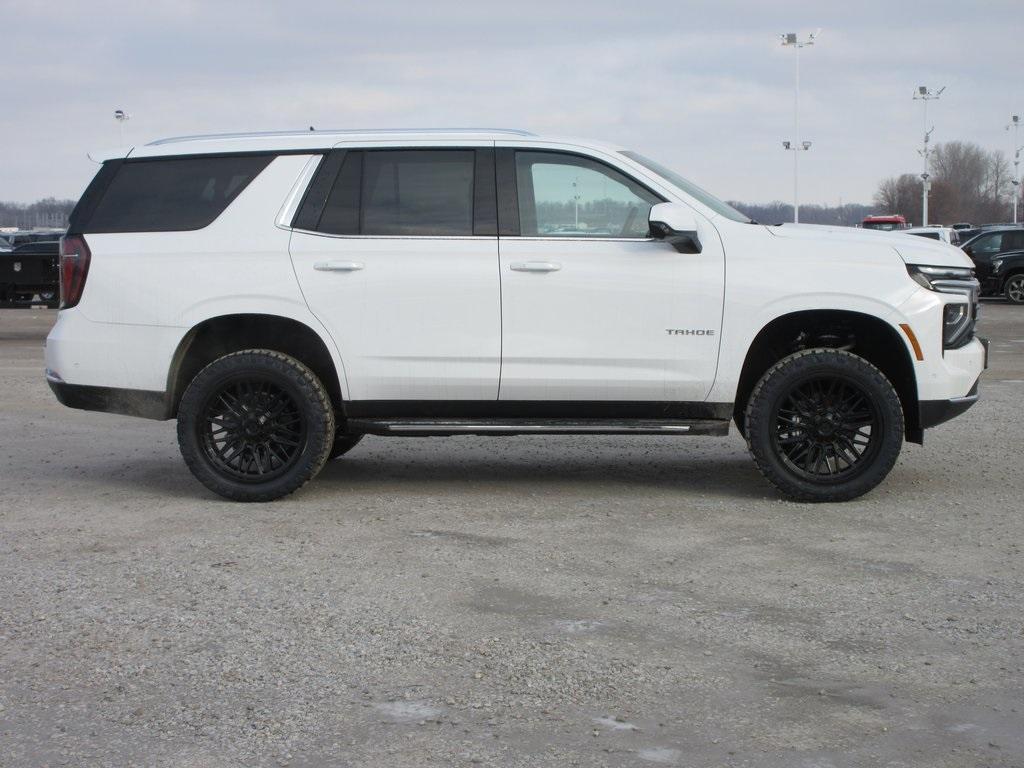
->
59, 235, 91, 309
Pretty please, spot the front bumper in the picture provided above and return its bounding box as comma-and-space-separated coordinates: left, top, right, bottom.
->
919, 378, 979, 429
980, 276, 1000, 295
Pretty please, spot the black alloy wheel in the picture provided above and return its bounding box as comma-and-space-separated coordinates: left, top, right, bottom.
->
745, 348, 904, 502
200, 377, 307, 481
773, 375, 881, 482
177, 350, 334, 501
1005, 274, 1024, 304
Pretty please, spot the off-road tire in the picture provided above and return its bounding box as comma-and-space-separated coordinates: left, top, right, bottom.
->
744, 348, 904, 502
177, 350, 334, 502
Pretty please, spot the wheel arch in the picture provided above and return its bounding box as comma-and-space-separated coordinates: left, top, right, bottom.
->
166, 313, 345, 418
732, 309, 921, 443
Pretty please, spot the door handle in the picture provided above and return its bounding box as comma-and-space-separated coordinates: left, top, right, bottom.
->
314, 260, 364, 272
509, 261, 562, 273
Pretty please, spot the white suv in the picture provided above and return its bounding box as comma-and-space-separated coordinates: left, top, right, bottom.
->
47, 128, 987, 502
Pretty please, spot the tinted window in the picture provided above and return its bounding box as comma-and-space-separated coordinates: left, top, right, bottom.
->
908, 231, 940, 240
970, 233, 1002, 257
515, 152, 661, 238
83, 155, 272, 233
361, 150, 474, 236
1004, 231, 1024, 251
317, 152, 362, 235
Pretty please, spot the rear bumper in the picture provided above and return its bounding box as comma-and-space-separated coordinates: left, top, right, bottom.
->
47, 377, 168, 420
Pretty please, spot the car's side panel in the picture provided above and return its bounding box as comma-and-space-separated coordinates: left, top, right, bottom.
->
285, 142, 503, 401
44, 155, 352, 398
497, 235, 725, 401
493, 140, 726, 402
705, 219, 982, 405
289, 233, 502, 401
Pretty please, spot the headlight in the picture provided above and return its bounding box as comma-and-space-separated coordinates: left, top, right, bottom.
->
943, 303, 972, 349
907, 265, 980, 351
907, 264, 977, 294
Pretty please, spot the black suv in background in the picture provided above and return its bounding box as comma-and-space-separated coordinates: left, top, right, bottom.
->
961, 227, 1024, 304
0, 240, 60, 308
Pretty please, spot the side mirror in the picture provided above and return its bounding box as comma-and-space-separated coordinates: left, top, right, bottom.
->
649, 202, 702, 254
963, 246, 973, 256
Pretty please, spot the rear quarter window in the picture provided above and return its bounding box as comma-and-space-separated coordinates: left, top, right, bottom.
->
79, 155, 273, 233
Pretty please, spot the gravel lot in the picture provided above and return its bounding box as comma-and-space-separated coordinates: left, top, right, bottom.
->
1, 305, 1022, 767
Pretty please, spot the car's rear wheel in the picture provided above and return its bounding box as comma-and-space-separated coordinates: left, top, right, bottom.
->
1004, 274, 1024, 304
176, 350, 334, 502
744, 348, 904, 502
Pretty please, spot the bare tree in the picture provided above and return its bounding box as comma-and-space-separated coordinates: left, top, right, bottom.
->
874, 174, 922, 225
875, 141, 1015, 225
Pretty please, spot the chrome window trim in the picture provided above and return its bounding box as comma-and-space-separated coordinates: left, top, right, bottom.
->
275, 154, 324, 231
289, 228, 494, 241
288, 228, 651, 243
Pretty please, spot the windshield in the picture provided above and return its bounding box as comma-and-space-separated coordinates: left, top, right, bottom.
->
620, 151, 752, 223
863, 222, 902, 231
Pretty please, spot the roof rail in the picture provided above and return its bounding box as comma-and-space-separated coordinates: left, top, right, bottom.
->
147, 127, 537, 146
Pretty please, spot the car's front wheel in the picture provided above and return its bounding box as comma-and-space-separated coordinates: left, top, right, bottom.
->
744, 348, 904, 502
176, 350, 335, 502
1004, 273, 1024, 304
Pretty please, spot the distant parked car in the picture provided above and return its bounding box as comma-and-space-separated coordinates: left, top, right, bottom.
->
4, 229, 66, 248
954, 223, 1022, 244
862, 214, 907, 231
961, 227, 1024, 304
903, 226, 960, 246
0, 240, 60, 307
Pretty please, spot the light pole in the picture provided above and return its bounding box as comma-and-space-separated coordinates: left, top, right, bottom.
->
114, 109, 130, 144
913, 86, 944, 227
782, 140, 812, 222
1008, 114, 1021, 224
780, 30, 819, 224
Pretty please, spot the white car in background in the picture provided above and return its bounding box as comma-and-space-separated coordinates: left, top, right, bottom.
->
903, 226, 961, 246
46, 128, 987, 503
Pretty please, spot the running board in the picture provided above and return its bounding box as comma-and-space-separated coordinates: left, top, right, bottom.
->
345, 418, 730, 437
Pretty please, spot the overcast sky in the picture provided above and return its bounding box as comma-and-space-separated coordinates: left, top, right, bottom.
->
1, 0, 1021, 205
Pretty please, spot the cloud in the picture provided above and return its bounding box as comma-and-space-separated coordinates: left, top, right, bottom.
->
1, 0, 1021, 205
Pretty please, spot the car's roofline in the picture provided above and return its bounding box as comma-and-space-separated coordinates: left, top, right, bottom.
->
103, 128, 628, 160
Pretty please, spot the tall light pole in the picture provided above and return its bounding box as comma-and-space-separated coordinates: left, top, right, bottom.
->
913, 86, 944, 227
782, 140, 812, 222
114, 109, 130, 144
1008, 114, 1021, 225
780, 30, 819, 224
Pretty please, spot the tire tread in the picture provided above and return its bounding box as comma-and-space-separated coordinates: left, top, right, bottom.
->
743, 348, 904, 502
176, 349, 335, 502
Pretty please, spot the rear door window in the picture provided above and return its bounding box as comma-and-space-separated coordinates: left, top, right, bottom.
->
82, 155, 272, 233
361, 150, 475, 236
1003, 231, 1024, 251
307, 149, 483, 237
